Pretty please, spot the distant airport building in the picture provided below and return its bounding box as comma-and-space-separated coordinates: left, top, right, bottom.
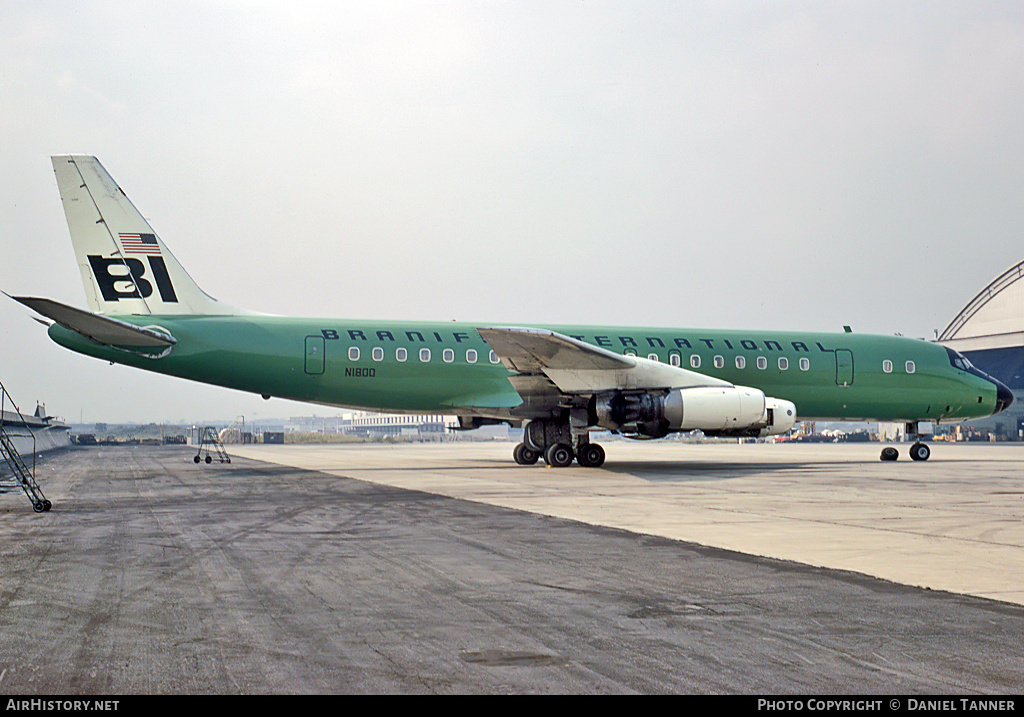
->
286, 415, 348, 434
939, 259, 1024, 439
286, 412, 458, 439
344, 413, 452, 438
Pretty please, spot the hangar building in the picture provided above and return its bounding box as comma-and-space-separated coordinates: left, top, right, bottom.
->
939, 260, 1024, 439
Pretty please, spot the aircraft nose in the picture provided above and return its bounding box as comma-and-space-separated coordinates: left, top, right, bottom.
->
994, 378, 1013, 414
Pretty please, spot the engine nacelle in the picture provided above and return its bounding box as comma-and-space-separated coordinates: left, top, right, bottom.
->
590, 386, 797, 437
756, 396, 798, 436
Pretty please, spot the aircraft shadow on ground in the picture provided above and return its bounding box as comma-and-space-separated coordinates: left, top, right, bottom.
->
597, 460, 831, 482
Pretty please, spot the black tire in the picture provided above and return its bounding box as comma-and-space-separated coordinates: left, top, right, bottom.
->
909, 442, 930, 461
513, 443, 540, 465
194, 455, 201, 463
880, 446, 899, 461
545, 442, 574, 468
512, 442, 528, 465
577, 443, 606, 468
205, 455, 212, 464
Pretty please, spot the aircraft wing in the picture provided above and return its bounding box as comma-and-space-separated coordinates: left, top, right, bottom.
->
10, 295, 176, 349
477, 327, 730, 395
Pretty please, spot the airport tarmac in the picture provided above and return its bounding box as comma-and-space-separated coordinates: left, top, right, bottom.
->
236, 440, 1024, 605
0, 441, 1022, 694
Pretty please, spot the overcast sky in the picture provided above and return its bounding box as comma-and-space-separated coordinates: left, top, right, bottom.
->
2, 1, 1023, 424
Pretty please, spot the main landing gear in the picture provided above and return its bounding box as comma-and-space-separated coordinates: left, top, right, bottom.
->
879, 422, 931, 462
513, 419, 606, 468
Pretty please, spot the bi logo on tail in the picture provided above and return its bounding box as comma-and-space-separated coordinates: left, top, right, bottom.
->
88, 250, 178, 303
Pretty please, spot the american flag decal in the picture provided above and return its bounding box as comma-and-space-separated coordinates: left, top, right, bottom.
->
118, 232, 161, 255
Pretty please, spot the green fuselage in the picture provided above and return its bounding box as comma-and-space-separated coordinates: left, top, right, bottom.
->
49, 315, 1005, 424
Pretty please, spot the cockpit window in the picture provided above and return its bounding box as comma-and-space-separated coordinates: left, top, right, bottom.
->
946, 348, 974, 371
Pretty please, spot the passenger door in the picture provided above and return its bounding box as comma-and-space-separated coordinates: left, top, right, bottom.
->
835, 349, 854, 386
305, 335, 325, 375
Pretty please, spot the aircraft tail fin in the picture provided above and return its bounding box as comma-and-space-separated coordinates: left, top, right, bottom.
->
51, 155, 244, 315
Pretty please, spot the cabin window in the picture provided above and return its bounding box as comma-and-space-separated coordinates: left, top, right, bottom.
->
372, 347, 384, 361
489, 350, 500, 364
624, 349, 637, 356
906, 360, 916, 374
714, 355, 725, 369
348, 347, 359, 361
466, 349, 478, 363
799, 357, 810, 371
778, 357, 789, 371
648, 353, 659, 362
396, 347, 407, 362
882, 360, 893, 373
735, 356, 746, 369
757, 356, 767, 370
420, 348, 431, 362
442, 348, 454, 363
690, 355, 701, 369
669, 352, 681, 367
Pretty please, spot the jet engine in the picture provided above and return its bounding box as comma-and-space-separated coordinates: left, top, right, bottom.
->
589, 386, 796, 438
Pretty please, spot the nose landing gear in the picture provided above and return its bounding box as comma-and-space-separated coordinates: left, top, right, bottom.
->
879, 422, 931, 461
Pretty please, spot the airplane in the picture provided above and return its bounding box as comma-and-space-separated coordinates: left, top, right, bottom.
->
9, 155, 1013, 467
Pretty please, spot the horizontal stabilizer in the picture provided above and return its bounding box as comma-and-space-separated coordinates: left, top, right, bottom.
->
10, 296, 176, 348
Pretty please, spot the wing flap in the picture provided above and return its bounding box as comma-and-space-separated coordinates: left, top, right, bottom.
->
478, 326, 731, 394
476, 327, 633, 373
11, 296, 176, 348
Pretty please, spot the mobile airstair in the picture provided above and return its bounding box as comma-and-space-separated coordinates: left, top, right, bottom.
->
194, 426, 231, 464
0, 381, 51, 512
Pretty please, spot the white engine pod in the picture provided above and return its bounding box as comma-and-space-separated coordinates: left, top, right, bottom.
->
590, 386, 798, 436
663, 386, 766, 431
762, 397, 798, 436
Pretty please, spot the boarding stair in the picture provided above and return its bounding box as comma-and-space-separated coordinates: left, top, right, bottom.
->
0, 381, 51, 512
194, 426, 231, 464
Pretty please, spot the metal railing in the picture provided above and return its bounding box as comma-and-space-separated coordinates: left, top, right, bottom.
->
0, 381, 50, 512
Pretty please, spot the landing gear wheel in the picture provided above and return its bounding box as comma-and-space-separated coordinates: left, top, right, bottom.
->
909, 442, 931, 461
576, 443, 606, 468
194, 455, 201, 464
33, 501, 45, 513
43, 500, 51, 511
880, 447, 899, 461
513, 442, 540, 465
544, 442, 574, 468
205, 455, 212, 464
